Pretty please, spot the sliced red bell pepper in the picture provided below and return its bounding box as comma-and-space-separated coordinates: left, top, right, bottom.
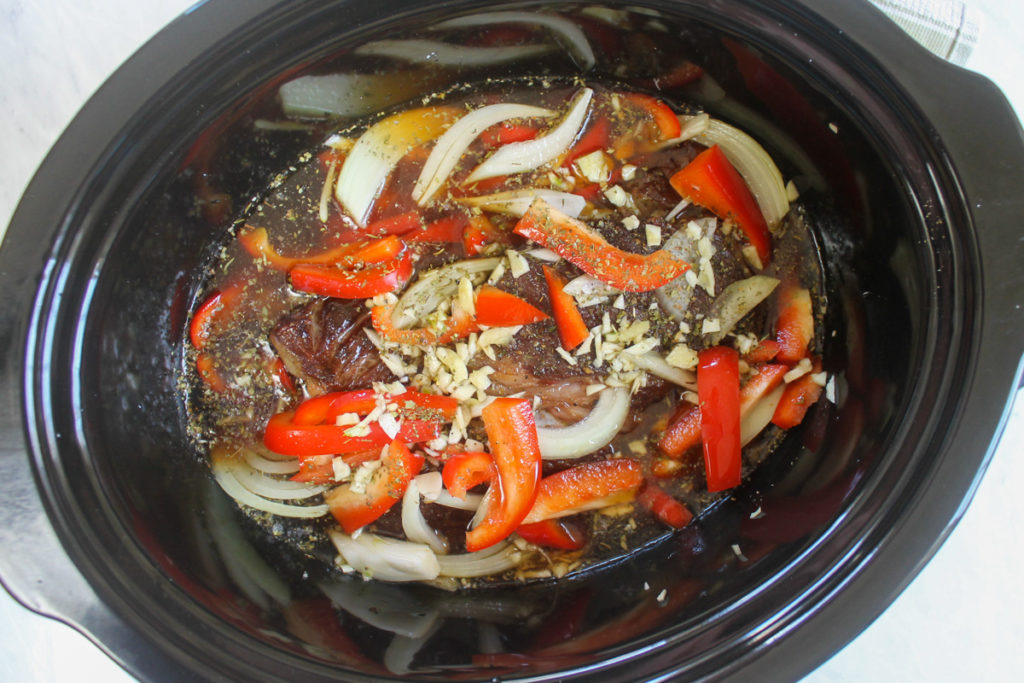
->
481, 122, 540, 148
325, 439, 425, 533
263, 411, 440, 457
465, 398, 542, 552
462, 215, 510, 255
474, 285, 550, 327
745, 338, 781, 363
442, 451, 495, 499
697, 346, 742, 492
669, 145, 772, 266
514, 199, 690, 292
772, 367, 823, 430
516, 518, 586, 550
403, 215, 467, 243
636, 481, 693, 528
189, 280, 246, 349
543, 266, 589, 351
522, 459, 643, 524
775, 283, 814, 364
290, 250, 413, 299
238, 226, 403, 271
196, 352, 228, 392
624, 93, 681, 140
364, 210, 422, 236
270, 357, 296, 392
293, 388, 458, 426
290, 454, 335, 484
651, 457, 684, 479
370, 302, 479, 346
564, 117, 611, 166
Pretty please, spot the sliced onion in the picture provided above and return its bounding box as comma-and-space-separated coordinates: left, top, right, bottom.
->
436, 541, 522, 578
335, 107, 456, 226
536, 387, 630, 459
466, 88, 593, 183
655, 112, 710, 150
706, 275, 780, 344
563, 274, 619, 306
211, 463, 329, 518
329, 530, 440, 582
741, 384, 786, 445
526, 247, 561, 262
457, 189, 585, 218
242, 448, 300, 475
319, 578, 439, 637
279, 72, 432, 119
432, 11, 596, 70
402, 479, 449, 554
627, 351, 697, 390
655, 227, 700, 320
383, 621, 443, 675
392, 257, 500, 329
696, 117, 789, 227
414, 103, 555, 204
227, 462, 327, 500
428, 489, 483, 511
355, 39, 551, 66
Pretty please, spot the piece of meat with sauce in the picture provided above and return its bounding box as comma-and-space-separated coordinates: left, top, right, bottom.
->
270, 298, 395, 395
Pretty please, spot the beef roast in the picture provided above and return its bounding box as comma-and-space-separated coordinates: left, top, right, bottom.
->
270, 298, 395, 394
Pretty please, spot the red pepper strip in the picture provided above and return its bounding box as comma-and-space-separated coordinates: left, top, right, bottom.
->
271, 358, 296, 392
522, 459, 643, 524
196, 352, 228, 393
513, 199, 690, 292
669, 145, 772, 266
474, 285, 550, 327
465, 398, 542, 552
481, 122, 539, 148
516, 518, 586, 550
564, 116, 611, 166
772, 367, 823, 430
364, 210, 422, 236
292, 389, 457, 426
462, 215, 510, 255
775, 283, 814, 363
325, 440, 425, 534
442, 451, 495, 499
370, 302, 479, 346
189, 281, 245, 349
403, 214, 467, 243
573, 182, 602, 201
263, 411, 440, 456
745, 338, 781, 363
624, 93, 681, 140
698, 346, 742, 492
637, 481, 693, 528
542, 266, 588, 351
643, 60, 705, 89
238, 226, 403, 271
290, 454, 335, 483
290, 250, 413, 299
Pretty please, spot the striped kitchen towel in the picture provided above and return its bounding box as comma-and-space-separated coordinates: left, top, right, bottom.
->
869, 0, 981, 65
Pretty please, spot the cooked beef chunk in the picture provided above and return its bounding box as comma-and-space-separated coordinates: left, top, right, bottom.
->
270, 298, 395, 394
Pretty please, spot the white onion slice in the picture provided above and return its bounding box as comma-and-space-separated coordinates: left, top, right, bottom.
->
432, 11, 596, 70
319, 579, 439, 637
526, 247, 561, 262
279, 73, 421, 119
457, 189, 585, 218
211, 464, 329, 518
627, 351, 697, 390
563, 274, 619, 304
383, 621, 443, 676
466, 88, 593, 183
414, 103, 555, 205
401, 479, 449, 554
741, 384, 786, 445
354, 39, 551, 66
329, 530, 440, 582
436, 542, 522, 578
706, 275, 780, 344
242, 448, 300, 475
536, 387, 630, 459
428, 489, 484, 511
228, 463, 327, 501
696, 117, 789, 227
392, 257, 500, 329
335, 107, 455, 226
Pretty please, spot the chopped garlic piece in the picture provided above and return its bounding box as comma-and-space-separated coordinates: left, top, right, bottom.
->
811, 371, 828, 387
574, 150, 612, 183
350, 459, 382, 495
665, 344, 698, 369
785, 357, 813, 383
622, 215, 640, 230
334, 412, 361, 426
786, 179, 800, 202
645, 223, 661, 246
506, 250, 529, 278
458, 276, 476, 317
701, 318, 721, 335
603, 185, 630, 206
586, 383, 606, 395
685, 220, 703, 241
556, 347, 578, 365
620, 164, 637, 181
697, 236, 714, 260
332, 458, 352, 483
487, 260, 506, 284
742, 245, 764, 271
684, 270, 699, 287
613, 294, 626, 309
378, 413, 401, 439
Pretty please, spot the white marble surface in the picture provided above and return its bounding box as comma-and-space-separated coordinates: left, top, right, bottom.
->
0, 1, 1021, 681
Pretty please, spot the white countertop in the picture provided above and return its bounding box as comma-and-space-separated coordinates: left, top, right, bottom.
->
1, 1, 1021, 680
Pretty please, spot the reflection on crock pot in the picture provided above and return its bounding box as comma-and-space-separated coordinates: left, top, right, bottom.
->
183, 4, 833, 599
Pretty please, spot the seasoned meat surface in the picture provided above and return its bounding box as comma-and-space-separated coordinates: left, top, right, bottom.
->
270, 299, 396, 394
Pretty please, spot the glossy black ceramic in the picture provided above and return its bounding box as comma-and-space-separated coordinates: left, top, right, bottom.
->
1, 1, 1022, 681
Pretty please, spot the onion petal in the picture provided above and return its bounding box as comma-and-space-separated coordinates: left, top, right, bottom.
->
436, 541, 522, 578
414, 103, 555, 205
706, 275, 779, 344
402, 479, 449, 554
392, 257, 500, 329
627, 351, 697, 390
432, 11, 596, 70
335, 106, 457, 226
741, 384, 786, 445
242, 447, 300, 475
355, 39, 551, 66
329, 530, 440, 582
319, 578, 439, 637
465, 88, 593, 183
211, 462, 328, 518
457, 188, 585, 218
536, 387, 630, 459
279, 72, 436, 119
